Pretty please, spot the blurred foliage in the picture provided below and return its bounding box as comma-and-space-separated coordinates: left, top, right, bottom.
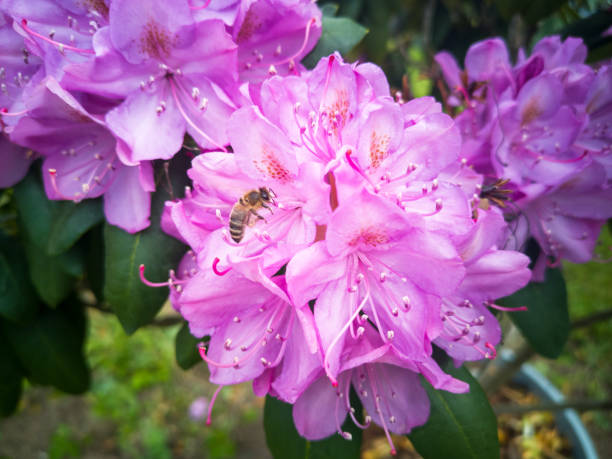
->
534, 225, 612, 434
327, 0, 612, 97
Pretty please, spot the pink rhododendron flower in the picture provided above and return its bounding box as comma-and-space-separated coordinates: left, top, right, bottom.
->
10, 76, 153, 232
436, 36, 612, 279
189, 0, 322, 82
157, 54, 531, 452
0, 12, 42, 187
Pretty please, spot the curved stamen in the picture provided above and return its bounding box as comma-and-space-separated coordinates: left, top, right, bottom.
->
48, 169, 77, 201
323, 284, 370, 386
212, 257, 231, 276
485, 301, 527, 312
365, 365, 397, 455
273, 17, 318, 68
334, 388, 351, 440
344, 378, 370, 429
197, 313, 282, 369
139, 264, 172, 287
0, 107, 28, 117
345, 150, 378, 190
168, 78, 228, 152
206, 385, 224, 426
19, 19, 94, 55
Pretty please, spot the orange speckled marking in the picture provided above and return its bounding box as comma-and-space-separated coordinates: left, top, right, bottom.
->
236, 8, 262, 43
81, 0, 109, 18
323, 89, 349, 134
348, 227, 389, 247
139, 19, 175, 59
369, 131, 391, 169
253, 146, 292, 183
521, 98, 541, 124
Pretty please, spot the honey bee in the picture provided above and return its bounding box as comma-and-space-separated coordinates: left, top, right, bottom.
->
229, 187, 274, 242
472, 178, 513, 220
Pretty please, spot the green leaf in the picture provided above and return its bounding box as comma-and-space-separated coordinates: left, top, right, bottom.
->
104, 156, 189, 334
500, 268, 569, 358
320, 3, 339, 17
0, 328, 24, 417
23, 242, 80, 307
0, 232, 38, 322
409, 362, 499, 459
13, 169, 84, 307
264, 395, 362, 459
175, 322, 203, 370
46, 199, 104, 255
264, 396, 306, 458
2, 301, 90, 394
84, 223, 105, 301
303, 16, 368, 68
13, 169, 53, 244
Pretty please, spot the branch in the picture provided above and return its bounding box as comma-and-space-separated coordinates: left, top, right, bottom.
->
494, 399, 612, 415
571, 308, 612, 329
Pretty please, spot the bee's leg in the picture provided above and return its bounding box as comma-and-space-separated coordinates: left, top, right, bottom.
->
249, 209, 267, 225
261, 202, 274, 215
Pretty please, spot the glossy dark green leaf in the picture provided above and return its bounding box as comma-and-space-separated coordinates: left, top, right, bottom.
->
264, 395, 307, 458
104, 156, 189, 334
264, 394, 362, 459
85, 223, 105, 301
175, 322, 203, 370
13, 168, 103, 255
0, 328, 24, 417
12, 169, 53, 245
500, 268, 569, 358
46, 199, 104, 255
13, 169, 84, 306
303, 15, 368, 68
2, 301, 90, 394
23, 242, 79, 307
409, 362, 499, 459
0, 232, 38, 322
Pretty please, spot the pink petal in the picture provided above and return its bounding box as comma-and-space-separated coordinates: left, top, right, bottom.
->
103, 164, 151, 233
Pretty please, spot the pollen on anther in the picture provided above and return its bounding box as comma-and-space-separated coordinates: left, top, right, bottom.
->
224, 338, 232, 350
233, 316, 241, 323
386, 330, 395, 340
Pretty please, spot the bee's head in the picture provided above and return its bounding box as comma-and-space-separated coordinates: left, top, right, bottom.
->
259, 187, 271, 202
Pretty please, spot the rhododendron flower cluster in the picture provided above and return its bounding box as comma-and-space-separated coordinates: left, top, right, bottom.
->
156, 54, 531, 450
0, 0, 321, 231
435, 36, 612, 279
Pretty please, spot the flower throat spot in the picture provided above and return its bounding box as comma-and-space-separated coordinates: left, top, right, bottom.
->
369, 131, 391, 169
139, 19, 175, 59
253, 147, 292, 183
348, 227, 389, 247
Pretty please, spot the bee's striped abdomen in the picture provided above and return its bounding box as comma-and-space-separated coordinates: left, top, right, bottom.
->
229, 207, 247, 242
